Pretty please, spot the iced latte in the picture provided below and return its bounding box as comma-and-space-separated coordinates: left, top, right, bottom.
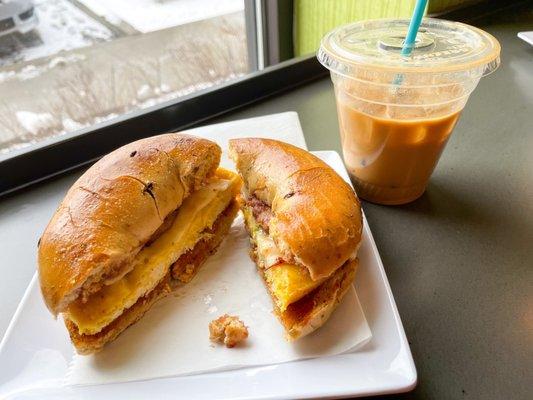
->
318, 18, 501, 204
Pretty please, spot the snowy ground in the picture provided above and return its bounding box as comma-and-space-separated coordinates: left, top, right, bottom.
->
0, 0, 247, 154
0, 0, 244, 67
78, 0, 244, 33
0, 0, 114, 67
0, 12, 247, 154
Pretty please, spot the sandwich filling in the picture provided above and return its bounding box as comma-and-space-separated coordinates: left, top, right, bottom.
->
241, 196, 329, 312
66, 168, 240, 335
242, 195, 358, 339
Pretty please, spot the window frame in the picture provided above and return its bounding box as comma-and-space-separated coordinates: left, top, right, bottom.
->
0, 55, 326, 196
245, 0, 294, 69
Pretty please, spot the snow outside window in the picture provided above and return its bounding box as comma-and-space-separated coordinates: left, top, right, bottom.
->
0, 0, 247, 155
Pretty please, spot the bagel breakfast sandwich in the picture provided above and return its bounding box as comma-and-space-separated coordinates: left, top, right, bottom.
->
229, 138, 363, 340
38, 134, 241, 354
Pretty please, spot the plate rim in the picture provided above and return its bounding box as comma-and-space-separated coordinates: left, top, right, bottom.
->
0, 150, 417, 399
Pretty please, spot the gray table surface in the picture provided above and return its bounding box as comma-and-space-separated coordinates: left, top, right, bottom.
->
1, 5, 532, 400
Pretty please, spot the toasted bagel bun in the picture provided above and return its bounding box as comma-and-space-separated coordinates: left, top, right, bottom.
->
229, 138, 362, 280
38, 134, 221, 316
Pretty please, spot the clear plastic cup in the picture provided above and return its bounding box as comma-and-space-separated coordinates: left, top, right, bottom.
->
318, 18, 501, 205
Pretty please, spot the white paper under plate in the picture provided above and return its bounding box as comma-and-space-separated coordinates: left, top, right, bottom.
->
0, 112, 416, 399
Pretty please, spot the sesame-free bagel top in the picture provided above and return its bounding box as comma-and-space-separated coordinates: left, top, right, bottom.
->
38, 134, 221, 315
229, 138, 362, 280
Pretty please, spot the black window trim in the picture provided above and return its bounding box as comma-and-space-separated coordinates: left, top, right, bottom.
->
0, 55, 327, 197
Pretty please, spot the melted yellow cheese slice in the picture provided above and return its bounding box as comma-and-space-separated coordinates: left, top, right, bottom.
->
263, 263, 324, 312
242, 206, 323, 312
67, 170, 240, 334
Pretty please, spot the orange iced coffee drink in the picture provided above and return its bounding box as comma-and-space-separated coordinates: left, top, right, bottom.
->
318, 18, 501, 204
336, 90, 461, 204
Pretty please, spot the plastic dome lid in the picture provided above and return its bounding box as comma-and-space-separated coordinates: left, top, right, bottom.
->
317, 18, 501, 76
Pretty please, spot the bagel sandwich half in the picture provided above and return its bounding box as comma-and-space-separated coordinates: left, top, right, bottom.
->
229, 138, 363, 340
38, 134, 241, 354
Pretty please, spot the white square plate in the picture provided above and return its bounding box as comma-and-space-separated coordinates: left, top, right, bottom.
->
518, 31, 533, 46
0, 113, 416, 399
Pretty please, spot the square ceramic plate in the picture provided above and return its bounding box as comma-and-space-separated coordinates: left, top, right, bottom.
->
518, 31, 533, 46
0, 112, 416, 399
0, 149, 416, 399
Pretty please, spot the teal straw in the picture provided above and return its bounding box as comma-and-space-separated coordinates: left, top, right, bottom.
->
401, 0, 428, 56
393, 0, 428, 85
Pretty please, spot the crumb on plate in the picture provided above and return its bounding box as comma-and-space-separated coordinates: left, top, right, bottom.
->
209, 314, 249, 348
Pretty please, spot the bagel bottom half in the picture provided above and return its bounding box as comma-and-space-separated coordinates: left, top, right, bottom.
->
273, 259, 358, 340
65, 200, 239, 354
249, 242, 358, 340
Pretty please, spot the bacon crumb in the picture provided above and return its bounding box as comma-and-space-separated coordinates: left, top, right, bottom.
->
209, 314, 249, 348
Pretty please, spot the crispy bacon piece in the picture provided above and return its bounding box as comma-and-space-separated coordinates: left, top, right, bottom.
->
209, 315, 249, 348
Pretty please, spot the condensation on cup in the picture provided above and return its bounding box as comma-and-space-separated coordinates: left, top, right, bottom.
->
318, 18, 501, 205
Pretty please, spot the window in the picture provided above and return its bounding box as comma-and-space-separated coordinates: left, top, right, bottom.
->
0, 0, 247, 155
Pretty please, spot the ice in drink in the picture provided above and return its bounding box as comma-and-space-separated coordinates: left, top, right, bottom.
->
318, 18, 501, 204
